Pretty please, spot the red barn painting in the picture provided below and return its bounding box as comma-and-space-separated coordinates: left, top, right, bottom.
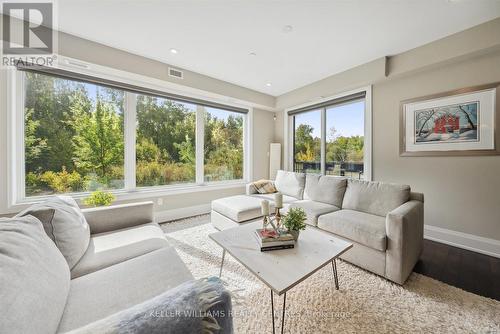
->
433, 115, 459, 134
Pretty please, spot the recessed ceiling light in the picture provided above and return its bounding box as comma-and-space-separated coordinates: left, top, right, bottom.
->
249, 52, 257, 56
282, 25, 293, 33
170, 48, 178, 54
266, 83, 272, 87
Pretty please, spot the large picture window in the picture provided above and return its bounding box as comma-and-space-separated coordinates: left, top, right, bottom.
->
18, 68, 248, 199
291, 94, 368, 179
136, 95, 196, 187
24, 72, 125, 196
204, 108, 244, 182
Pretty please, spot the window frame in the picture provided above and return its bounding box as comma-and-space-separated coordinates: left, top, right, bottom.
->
285, 87, 372, 180
8, 58, 251, 207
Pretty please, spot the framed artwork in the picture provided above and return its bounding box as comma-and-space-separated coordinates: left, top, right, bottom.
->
400, 83, 500, 156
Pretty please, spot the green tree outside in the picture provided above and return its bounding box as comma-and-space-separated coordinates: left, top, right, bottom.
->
294, 123, 364, 176
24, 72, 244, 196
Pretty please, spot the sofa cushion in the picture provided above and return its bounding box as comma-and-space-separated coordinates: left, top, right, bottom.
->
70, 222, 170, 278
16, 196, 90, 268
303, 174, 347, 207
57, 247, 194, 333
341, 179, 410, 217
274, 170, 306, 199
0, 216, 70, 334
317, 209, 387, 251
212, 195, 276, 222
287, 200, 340, 226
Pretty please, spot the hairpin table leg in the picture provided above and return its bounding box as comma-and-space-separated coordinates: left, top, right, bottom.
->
281, 292, 287, 334
332, 258, 339, 290
219, 249, 226, 278
271, 290, 275, 334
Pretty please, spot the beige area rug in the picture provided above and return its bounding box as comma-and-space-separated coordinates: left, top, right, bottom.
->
160, 215, 500, 334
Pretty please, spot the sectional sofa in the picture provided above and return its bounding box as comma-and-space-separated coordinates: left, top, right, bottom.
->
211, 170, 424, 284
1, 199, 232, 334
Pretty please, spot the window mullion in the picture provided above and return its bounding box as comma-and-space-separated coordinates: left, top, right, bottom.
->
195, 105, 205, 184
13, 70, 26, 203
244, 109, 252, 181
124, 92, 137, 190
320, 108, 326, 175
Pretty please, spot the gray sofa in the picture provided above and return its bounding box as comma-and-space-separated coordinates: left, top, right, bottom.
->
1, 200, 232, 334
211, 170, 424, 285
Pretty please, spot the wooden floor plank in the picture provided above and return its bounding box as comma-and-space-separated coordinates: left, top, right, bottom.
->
414, 239, 499, 301
490, 258, 500, 300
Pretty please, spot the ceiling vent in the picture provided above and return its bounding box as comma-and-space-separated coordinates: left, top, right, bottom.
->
168, 67, 184, 79
64, 58, 90, 69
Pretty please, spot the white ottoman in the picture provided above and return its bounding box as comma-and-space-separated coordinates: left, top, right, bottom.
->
211, 195, 274, 231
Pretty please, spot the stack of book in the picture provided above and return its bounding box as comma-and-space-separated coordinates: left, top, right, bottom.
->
254, 228, 295, 251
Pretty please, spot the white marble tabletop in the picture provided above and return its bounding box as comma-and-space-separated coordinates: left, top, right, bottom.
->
209, 221, 352, 295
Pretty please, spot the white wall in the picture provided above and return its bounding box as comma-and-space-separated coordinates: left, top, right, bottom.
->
373, 52, 500, 240
275, 18, 500, 246
55, 29, 276, 110
0, 25, 277, 216
252, 109, 276, 180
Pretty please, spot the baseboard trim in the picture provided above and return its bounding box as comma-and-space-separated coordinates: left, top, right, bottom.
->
424, 225, 500, 259
155, 204, 211, 223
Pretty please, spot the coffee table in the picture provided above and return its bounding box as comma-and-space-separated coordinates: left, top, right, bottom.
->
209, 221, 352, 334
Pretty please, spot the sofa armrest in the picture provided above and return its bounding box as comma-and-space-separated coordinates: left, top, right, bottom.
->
82, 201, 154, 234
68, 277, 233, 334
385, 200, 424, 284
246, 182, 258, 195
410, 191, 424, 202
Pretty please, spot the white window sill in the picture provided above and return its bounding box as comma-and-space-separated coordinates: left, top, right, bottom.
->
9, 181, 247, 213
114, 181, 247, 201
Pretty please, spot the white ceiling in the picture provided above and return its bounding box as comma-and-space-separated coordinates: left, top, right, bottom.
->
57, 0, 500, 96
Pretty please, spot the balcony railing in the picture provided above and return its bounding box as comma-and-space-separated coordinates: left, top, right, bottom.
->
294, 161, 364, 179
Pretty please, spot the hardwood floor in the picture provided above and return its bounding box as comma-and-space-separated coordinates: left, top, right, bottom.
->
414, 239, 500, 301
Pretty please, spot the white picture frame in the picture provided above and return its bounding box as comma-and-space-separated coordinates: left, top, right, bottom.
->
400, 83, 500, 156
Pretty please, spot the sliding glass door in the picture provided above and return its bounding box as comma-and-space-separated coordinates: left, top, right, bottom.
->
293, 109, 321, 174
325, 100, 365, 178
291, 96, 367, 179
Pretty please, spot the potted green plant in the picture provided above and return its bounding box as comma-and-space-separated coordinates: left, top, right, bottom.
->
281, 207, 307, 240
84, 190, 115, 207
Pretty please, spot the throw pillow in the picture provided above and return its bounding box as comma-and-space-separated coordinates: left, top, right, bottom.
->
0, 215, 70, 334
16, 196, 90, 269
274, 170, 306, 199
251, 179, 277, 194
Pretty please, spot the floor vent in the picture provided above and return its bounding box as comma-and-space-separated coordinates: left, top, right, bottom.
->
168, 67, 184, 79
